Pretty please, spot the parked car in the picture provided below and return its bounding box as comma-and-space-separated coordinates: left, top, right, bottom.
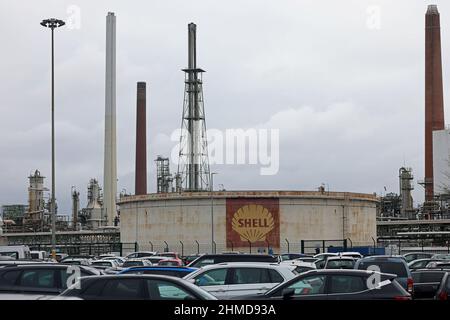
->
313, 253, 338, 260
426, 261, 450, 269
408, 258, 445, 271
324, 256, 356, 269
0, 264, 101, 296
431, 253, 450, 261
411, 269, 448, 300
60, 274, 217, 300
121, 259, 152, 268
281, 260, 316, 274
90, 260, 119, 270
139, 256, 171, 265
435, 271, 450, 300
0, 245, 31, 260
158, 259, 183, 267
355, 255, 413, 295
279, 253, 311, 261
313, 253, 338, 269
124, 251, 158, 260
234, 269, 411, 300
158, 252, 183, 265
403, 252, 436, 263
338, 252, 363, 260
293, 257, 320, 264
183, 262, 297, 299
182, 254, 203, 266
119, 266, 198, 278
102, 256, 125, 264
59, 258, 92, 266
0, 259, 57, 267
30, 251, 49, 260
187, 254, 279, 268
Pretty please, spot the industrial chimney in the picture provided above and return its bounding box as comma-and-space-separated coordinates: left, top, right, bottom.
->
135, 82, 147, 195
425, 5, 445, 201
103, 12, 117, 226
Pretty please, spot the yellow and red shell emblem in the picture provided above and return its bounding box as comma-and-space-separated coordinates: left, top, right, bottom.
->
231, 204, 275, 242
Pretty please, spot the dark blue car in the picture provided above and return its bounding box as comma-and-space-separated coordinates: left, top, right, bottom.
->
118, 266, 198, 278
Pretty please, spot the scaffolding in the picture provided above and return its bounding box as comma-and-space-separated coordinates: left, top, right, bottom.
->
156, 156, 174, 193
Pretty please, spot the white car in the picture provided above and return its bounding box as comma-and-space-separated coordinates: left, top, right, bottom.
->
101, 256, 126, 265
183, 262, 297, 299
338, 252, 363, 260
313, 252, 338, 260
280, 260, 316, 273
125, 251, 158, 259
90, 260, 119, 269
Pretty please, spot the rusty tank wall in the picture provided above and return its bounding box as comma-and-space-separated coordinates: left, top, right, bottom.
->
118, 191, 378, 255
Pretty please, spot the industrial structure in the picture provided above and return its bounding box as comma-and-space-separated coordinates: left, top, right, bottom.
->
71, 186, 79, 230
156, 156, 174, 193
5, 6, 450, 255
177, 23, 211, 192
135, 82, 147, 195
423, 4, 445, 202
78, 179, 104, 230
103, 12, 117, 226
433, 128, 450, 196
117, 22, 379, 254
119, 191, 378, 254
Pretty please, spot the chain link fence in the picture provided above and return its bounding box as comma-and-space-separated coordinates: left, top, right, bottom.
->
124, 239, 359, 256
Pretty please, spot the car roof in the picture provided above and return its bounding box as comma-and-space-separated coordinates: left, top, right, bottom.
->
123, 266, 197, 271
79, 274, 191, 281
124, 258, 149, 262
197, 262, 290, 269
326, 256, 355, 260
194, 253, 276, 258
412, 269, 449, 273
299, 268, 396, 278
404, 252, 434, 255
358, 255, 406, 261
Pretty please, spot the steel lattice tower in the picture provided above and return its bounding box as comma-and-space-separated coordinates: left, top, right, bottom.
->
177, 23, 210, 192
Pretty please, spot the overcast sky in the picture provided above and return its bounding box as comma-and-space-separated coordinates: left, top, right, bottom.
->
1, 0, 450, 216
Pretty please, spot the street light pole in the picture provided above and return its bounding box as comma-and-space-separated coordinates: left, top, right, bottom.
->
40, 18, 65, 258
210, 172, 218, 254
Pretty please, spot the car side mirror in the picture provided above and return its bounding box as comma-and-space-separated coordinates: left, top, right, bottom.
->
282, 288, 295, 299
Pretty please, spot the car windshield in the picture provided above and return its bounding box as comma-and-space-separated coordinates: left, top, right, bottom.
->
327, 260, 354, 269
358, 261, 407, 277
412, 271, 445, 283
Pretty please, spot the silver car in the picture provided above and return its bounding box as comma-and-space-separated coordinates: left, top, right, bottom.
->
183, 262, 297, 299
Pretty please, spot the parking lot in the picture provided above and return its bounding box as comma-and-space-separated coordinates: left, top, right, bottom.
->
1, 245, 449, 301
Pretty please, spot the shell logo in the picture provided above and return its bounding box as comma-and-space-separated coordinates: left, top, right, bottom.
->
231, 204, 275, 243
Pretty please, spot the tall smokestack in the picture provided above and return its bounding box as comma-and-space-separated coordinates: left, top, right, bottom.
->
103, 12, 117, 225
425, 5, 445, 201
135, 82, 147, 195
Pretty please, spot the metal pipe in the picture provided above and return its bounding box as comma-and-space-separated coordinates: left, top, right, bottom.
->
164, 241, 169, 252
148, 241, 153, 251
195, 240, 200, 254
210, 172, 218, 253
